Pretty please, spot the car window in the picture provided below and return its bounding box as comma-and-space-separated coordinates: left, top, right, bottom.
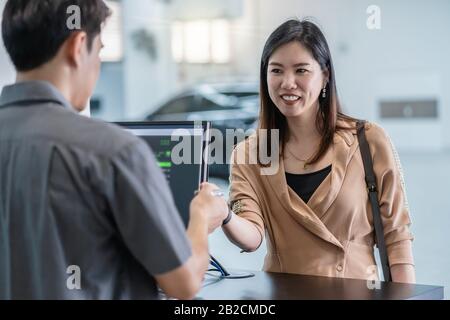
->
155, 96, 196, 115
197, 96, 239, 111
220, 91, 258, 98
238, 95, 260, 109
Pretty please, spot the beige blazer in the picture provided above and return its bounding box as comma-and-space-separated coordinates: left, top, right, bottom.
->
229, 121, 414, 280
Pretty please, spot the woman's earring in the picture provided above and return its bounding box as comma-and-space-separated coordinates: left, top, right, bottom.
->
322, 86, 327, 98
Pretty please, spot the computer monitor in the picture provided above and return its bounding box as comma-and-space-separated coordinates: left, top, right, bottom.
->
115, 121, 211, 227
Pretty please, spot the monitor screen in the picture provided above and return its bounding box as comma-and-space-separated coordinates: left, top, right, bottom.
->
115, 121, 211, 227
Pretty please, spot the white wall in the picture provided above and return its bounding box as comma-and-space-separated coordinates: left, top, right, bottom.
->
333, 0, 449, 152
121, 0, 177, 120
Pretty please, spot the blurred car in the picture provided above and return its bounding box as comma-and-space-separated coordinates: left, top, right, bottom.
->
145, 82, 259, 177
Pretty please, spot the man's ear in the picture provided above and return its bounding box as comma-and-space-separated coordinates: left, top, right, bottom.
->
66, 31, 88, 68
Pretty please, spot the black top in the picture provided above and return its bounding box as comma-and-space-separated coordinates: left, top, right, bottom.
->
286, 165, 332, 203
0, 81, 191, 299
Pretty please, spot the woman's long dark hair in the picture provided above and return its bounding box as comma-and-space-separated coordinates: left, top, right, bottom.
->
258, 19, 356, 166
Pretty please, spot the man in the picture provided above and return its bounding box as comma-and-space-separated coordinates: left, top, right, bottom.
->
0, 0, 228, 299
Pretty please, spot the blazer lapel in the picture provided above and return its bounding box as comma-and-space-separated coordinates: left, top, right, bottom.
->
265, 153, 344, 249
308, 131, 359, 219
264, 129, 358, 250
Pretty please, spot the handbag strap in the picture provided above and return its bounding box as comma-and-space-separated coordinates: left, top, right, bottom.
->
356, 121, 392, 282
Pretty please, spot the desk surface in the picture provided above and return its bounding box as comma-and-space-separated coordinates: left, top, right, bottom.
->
197, 270, 444, 300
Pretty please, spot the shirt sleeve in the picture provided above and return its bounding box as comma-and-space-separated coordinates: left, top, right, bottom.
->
107, 139, 192, 275
369, 123, 415, 267
229, 147, 265, 250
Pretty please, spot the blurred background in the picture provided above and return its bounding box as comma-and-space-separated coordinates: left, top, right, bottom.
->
1, 0, 449, 298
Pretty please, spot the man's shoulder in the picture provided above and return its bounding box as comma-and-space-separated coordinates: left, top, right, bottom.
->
47, 108, 142, 157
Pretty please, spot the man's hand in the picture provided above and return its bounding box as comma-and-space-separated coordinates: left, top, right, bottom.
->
190, 182, 229, 234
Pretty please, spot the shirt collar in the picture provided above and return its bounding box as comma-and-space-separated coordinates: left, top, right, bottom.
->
0, 80, 73, 110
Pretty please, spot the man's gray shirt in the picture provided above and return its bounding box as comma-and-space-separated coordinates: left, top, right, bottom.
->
0, 81, 192, 299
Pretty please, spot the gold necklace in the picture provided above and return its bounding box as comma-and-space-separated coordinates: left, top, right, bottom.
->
285, 144, 316, 170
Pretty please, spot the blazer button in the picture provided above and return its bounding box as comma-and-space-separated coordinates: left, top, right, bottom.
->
336, 265, 343, 272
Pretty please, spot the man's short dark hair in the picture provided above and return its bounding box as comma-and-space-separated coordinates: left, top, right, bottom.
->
2, 0, 111, 72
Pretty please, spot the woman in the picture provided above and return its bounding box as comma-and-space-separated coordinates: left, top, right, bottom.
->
222, 19, 415, 283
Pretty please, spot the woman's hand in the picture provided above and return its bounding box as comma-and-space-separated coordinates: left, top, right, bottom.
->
190, 182, 229, 234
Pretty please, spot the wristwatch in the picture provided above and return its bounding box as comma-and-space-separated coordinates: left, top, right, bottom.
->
222, 209, 233, 225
